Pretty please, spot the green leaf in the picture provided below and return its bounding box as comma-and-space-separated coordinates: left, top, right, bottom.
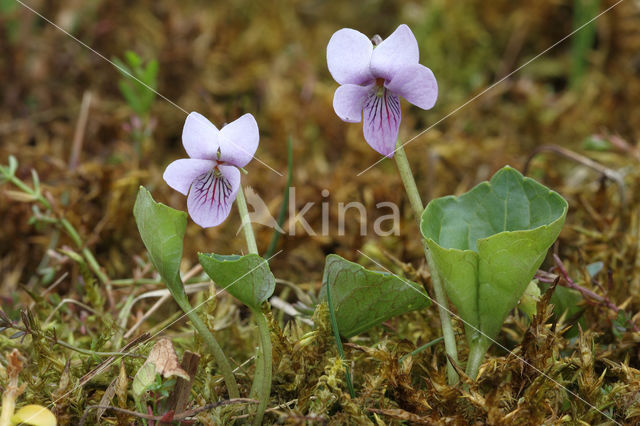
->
133, 186, 188, 306
319, 254, 431, 338
112, 57, 132, 78
548, 284, 584, 337
125, 50, 142, 69
582, 135, 612, 152
550, 285, 583, 319
118, 80, 143, 115
132, 362, 157, 400
586, 261, 604, 278
519, 280, 541, 318
8, 155, 17, 175
612, 310, 631, 339
265, 136, 292, 259
421, 166, 567, 351
143, 59, 159, 85
198, 253, 275, 310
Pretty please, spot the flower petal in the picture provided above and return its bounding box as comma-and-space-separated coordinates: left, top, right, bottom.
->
327, 28, 375, 85
218, 113, 259, 167
370, 24, 419, 82
163, 158, 217, 195
333, 83, 373, 123
362, 88, 401, 158
182, 112, 220, 160
187, 165, 240, 228
386, 64, 438, 109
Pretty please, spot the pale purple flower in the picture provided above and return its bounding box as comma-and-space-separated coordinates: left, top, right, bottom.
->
327, 24, 438, 157
163, 112, 259, 228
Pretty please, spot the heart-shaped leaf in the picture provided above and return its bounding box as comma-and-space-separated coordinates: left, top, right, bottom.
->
421, 166, 567, 353
133, 186, 188, 307
198, 253, 275, 310
319, 254, 431, 338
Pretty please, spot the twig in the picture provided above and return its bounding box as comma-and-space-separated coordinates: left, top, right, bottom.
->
78, 333, 150, 387
523, 144, 626, 210
167, 351, 201, 416
68, 91, 92, 171
550, 255, 638, 332
213, 355, 256, 385
0, 309, 135, 358
44, 298, 98, 325
118, 264, 206, 340
231, 398, 299, 420
79, 398, 258, 425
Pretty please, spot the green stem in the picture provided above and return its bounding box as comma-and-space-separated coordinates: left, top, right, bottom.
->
7, 174, 52, 210
61, 216, 108, 287
236, 185, 259, 255
177, 299, 240, 399
265, 137, 293, 259
424, 245, 460, 384
393, 141, 459, 385
465, 340, 489, 380
325, 278, 356, 397
61, 214, 110, 291
249, 308, 272, 425
398, 336, 444, 363
111, 276, 204, 286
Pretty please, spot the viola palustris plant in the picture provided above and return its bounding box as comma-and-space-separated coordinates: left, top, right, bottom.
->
3, 4, 640, 425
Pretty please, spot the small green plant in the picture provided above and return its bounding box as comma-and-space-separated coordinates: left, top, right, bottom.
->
135, 111, 273, 423
113, 51, 158, 117
0, 0, 20, 44
113, 51, 159, 158
0, 156, 108, 288
420, 166, 568, 379
570, 0, 600, 87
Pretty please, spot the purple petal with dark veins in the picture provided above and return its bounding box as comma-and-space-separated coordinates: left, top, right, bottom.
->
362, 88, 401, 158
186, 165, 240, 228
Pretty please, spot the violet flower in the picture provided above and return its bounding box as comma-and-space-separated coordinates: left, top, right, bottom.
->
327, 24, 438, 157
163, 112, 259, 228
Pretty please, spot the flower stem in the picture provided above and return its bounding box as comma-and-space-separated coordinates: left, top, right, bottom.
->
249, 307, 272, 425
393, 141, 459, 385
236, 185, 259, 255
465, 339, 489, 380
178, 303, 240, 399
237, 184, 273, 421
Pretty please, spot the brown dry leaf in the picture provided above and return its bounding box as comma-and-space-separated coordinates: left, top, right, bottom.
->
146, 338, 189, 380
5, 349, 26, 400
367, 407, 432, 424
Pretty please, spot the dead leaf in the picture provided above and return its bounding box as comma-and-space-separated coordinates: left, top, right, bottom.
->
146, 338, 189, 380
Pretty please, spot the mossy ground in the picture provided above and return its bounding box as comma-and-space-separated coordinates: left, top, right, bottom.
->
1, 0, 640, 424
